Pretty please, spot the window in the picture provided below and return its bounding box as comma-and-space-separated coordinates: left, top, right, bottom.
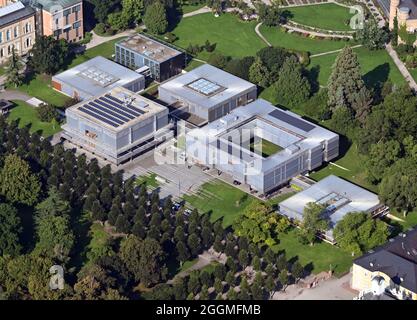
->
0, 32, 2, 44
55, 18, 59, 25
73, 21, 81, 29
26, 37, 31, 48
72, 4, 81, 12
0, 48, 3, 57
63, 8, 71, 16
14, 26, 18, 38
6, 30, 10, 41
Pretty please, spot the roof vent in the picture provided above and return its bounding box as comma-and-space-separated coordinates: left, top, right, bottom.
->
370, 262, 374, 267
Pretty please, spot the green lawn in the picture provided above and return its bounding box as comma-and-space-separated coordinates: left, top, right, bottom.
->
287, 3, 355, 31
17, 74, 69, 107
67, 37, 126, 69
135, 173, 160, 189
266, 191, 298, 207
172, 13, 266, 59
8, 100, 61, 137
309, 142, 377, 193
309, 47, 406, 86
273, 229, 353, 276
260, 25, 351, 55
180, 3, 205, 14
183, 179, 257, 227
388, 210, 417, 231
185, 59, 206, 71
249, 138, 282, 158
86, 223, 112, 263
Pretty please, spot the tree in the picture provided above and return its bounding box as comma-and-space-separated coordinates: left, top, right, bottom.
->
265, 275, 276, 298
208, 52, 228, 69
0, 203, 22, 257
224, 56, 255, 81
365, 140, 401, 183
354, 19, 389, 50
187, 233, 201, 256
0, 154, 41, 206
36, 103, 59, 122
392, 16, 399, 47
35, 212, 74, 260
214, 278, 223, 294
291, 261, 304, 283
5, 48, 24, 88
119, 236, 166, 286
108, 11, 131, 31
252, 255, 261, 271
238, 249, 249, 268
256, 46, 291, 81
278, 270, 289, 291
333, 212, 389, 255
273, 56, 311, 108
257, 3, 287, 27
29, 36, 69, 75
327, 46, 365, 110
115, 214, 131, 234
144, 1, 168, 34
233, 202, 279, 246
329, 106, 355, 136
300, 202, 328, 245
249, 57, 271, 87
122, 0, 144, 24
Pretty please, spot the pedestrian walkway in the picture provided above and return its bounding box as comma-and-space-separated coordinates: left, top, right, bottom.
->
255, 22, 272, 46
385, 43, 417, 91
310, 44, 363, 57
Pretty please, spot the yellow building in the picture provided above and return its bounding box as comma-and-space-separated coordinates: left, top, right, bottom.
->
389, 0, 417, 32
0, 1, 35, 64
352, 228, 417, 300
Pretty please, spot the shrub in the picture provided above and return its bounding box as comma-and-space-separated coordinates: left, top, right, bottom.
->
94, 23, 106, 36
164, 32, 177, 43
37, 103, 59, 122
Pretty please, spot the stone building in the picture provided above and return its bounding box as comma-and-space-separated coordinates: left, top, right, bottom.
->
0, 1, 35, 64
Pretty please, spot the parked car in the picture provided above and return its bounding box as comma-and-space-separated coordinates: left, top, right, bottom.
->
172, 202, 182, 211
183, 209, 192, 217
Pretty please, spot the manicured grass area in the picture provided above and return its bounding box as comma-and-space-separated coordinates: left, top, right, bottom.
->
8, 100, 61, 137
309, 142, 377, 193
183, 179, 257, 227
260, 25, 351, 55
172, 13, 265, 59
309, 47, 406, 86
67, 37, 126, 69
273, 229, 353, 276
85, 223, 112, 262
135, 173, 159, 189
180, 3, 205, 14
388, 210, 417, 232
266, 191, 297, 207
287, 3, 355, 31
249, 138, 282, 158
185, 59, 206, 71
408, 67, 417, 83
17, 74, 69, 107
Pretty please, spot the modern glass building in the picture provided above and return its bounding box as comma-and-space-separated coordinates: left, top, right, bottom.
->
115, 33, 185, 82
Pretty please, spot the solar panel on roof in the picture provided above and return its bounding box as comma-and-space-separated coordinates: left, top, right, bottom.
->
268, 109, 315, 132
79, 106, 119, 128
98, 96, 144, 117
104, 94, 146, 116
97, 97, 136, 120
84, 104, 124, 125
89, 101, 131, 123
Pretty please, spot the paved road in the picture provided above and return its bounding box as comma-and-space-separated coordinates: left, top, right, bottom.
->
0, 89, 32, 101
85, 29, 137, 50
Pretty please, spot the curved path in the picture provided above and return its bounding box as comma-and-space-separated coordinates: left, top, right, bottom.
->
255, 22, 272, 46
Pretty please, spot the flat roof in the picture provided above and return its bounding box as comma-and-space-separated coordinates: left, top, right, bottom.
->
117, 34, 182, 63
0, 1, 34, 28
159, 64, 257, 109
188, 99, 338, 171
30, 0, 81, 11
67, 87, 167, 133
53, 56, 144, 98
279, 175, 381, 238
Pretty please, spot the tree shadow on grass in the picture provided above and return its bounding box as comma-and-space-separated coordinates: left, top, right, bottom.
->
306, 65, 321, 94
363, 62, 390, 90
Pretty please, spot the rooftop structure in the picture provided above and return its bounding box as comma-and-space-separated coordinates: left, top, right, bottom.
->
159, 64, 257, 125
52, 56, 145, 100
61, 87, 172, 165
0, 99, 13, 114
29, 0, 81, 12
0, 1, 35, 64
115, 34, 185, 82
279, 175, 384, 242
185, 99, 339, 194
0, 1, 33, 28
352, 228, 417, 300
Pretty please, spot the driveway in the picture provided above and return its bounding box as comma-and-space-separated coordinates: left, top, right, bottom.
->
0, 89, 32, 101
